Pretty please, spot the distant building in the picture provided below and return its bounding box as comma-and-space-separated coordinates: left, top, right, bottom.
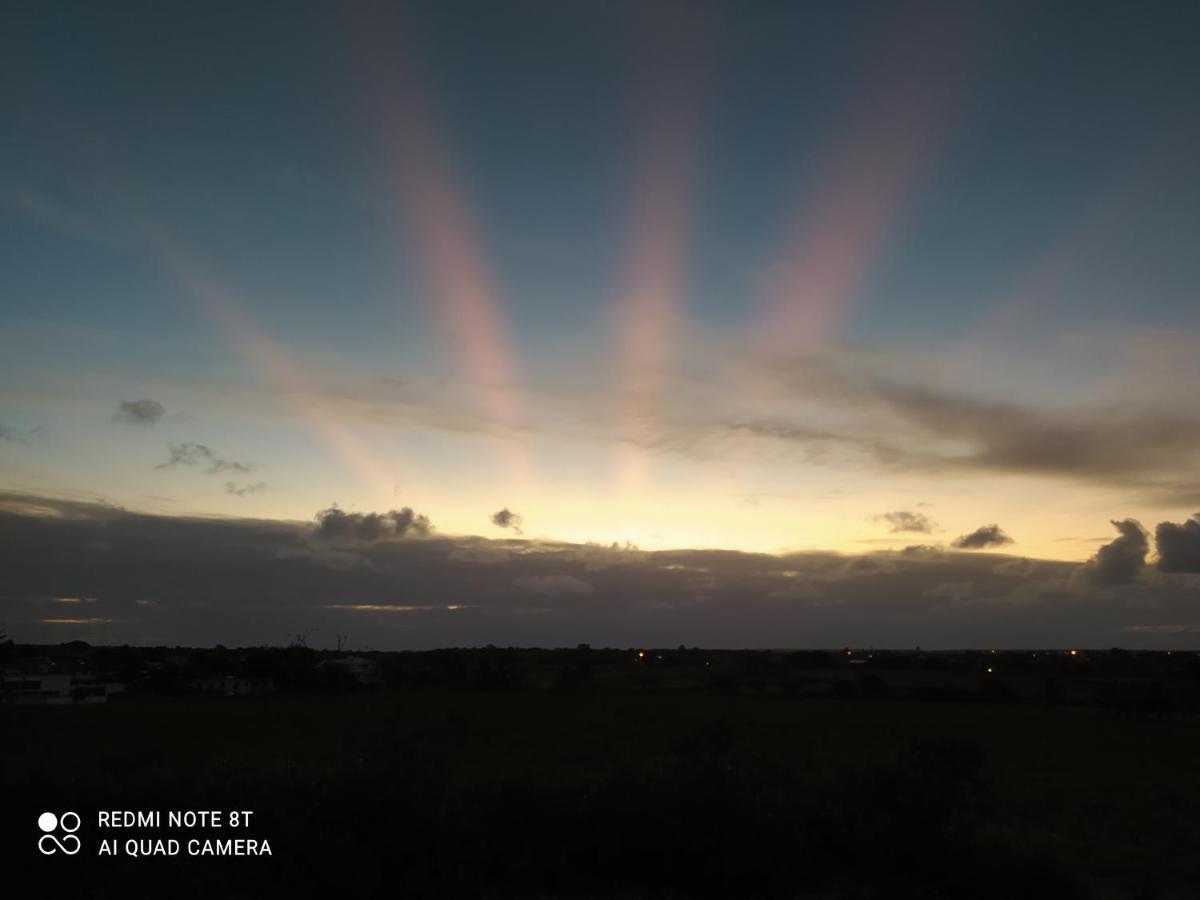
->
2, 672, 73, 704
1, 663, 126, 705
191, 675, 275, 696
318, 655, 381, 686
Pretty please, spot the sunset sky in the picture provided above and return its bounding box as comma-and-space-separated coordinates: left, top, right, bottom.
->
2, 2, 1199, 647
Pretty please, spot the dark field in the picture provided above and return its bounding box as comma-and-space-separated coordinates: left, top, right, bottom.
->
6, 688, 1199, 899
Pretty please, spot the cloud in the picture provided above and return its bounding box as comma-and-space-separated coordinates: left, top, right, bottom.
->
225, 481, 267, 497
728, 353, 1200, 501
514, 575, 595, 596
926, 581, 976, 603
875, 510, 936, 534
313, 504, 432, 543
951, 524, 1013, 550
1078, 519, 1149, 585
156, 443, 254, 475
901, 544, 945, 559
114, 399, 166, 426
5, 491, 1199, 650
156, 337, 1199, 507
993, 557, 1038, 578
1155, 513, 1200, 573
765, 579, 823, 602
490, 507, 524, 535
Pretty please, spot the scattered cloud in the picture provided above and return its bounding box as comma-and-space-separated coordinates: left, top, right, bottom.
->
952, 524, 1013, 550
490, 507, 524, 535
875, 510, 936, 534
156, 443, 254, 475
1156, 513, 1200, 573
113, 399, 165, 426
313, 504, 432, 543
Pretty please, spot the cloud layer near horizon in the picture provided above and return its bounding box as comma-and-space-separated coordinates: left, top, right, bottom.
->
1, 492, 1197, 651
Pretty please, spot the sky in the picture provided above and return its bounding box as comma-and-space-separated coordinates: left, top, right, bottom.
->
2, 1, 1199, 648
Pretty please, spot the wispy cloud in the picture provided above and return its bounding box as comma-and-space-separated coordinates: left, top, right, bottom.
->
114, 399, 165, 425
0, 423, 37, 444
875, 510, 937, 534
0, 182, 120, 246
225, 481, 267, 497
155, 443, 254, 475
261, 335, 1200, 507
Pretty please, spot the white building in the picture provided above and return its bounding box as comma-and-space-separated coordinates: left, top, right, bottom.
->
1, 670, 126, 704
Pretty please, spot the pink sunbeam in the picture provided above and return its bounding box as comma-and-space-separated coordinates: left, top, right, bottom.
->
758, 5, 984, 352
613, 5, 715, 489
153, 244, 402, 498
349, 4, 530, 484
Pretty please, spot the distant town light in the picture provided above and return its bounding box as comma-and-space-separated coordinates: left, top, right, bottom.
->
637, 650, 645, 659
1070, 649, 1078, 656
986, 667, 993, 674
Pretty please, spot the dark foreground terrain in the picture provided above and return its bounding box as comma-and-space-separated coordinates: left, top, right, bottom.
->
6, 678, 1200, 899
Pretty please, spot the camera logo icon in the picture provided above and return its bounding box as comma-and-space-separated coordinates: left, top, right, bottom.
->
38, 812, 81, 855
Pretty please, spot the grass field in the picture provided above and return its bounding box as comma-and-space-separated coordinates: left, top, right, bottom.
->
6, 691, 1198, 898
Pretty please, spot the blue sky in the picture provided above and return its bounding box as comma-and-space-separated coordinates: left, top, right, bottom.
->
3, 0, 1200, 562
